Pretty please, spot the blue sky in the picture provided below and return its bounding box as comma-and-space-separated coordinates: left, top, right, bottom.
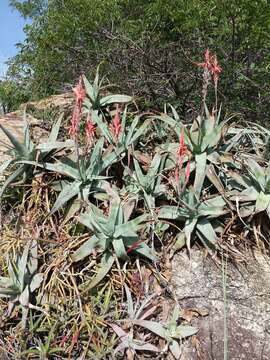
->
0, 1, 27, 77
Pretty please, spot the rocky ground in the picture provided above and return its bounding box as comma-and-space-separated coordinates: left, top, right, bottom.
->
173, 248, 270, 360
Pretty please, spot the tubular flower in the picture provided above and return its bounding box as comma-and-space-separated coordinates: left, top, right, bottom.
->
73, 76, 86, 109
85, 118, 96, 142
110, 108, 121, 141
68, 106, 80, 137
198, 48, 211, 70
197, 49, 222, 80
176, 129, 188, 167
210, 55, 222, 76
68, 76, 86, 138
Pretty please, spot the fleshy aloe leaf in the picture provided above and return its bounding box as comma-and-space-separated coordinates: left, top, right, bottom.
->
50, 181, 82, 214
114, 214, 148, 238
133, 319, 168, 339
0, 124, 28, 157
71, 235, 100, 262
194, 152, 207, 196
112, 238, 128, 259
184, 218, 197, 252
99, 94, 133, 107
255, 192, 270, 213
80, 252, 114, 291
196, 218, 217, 246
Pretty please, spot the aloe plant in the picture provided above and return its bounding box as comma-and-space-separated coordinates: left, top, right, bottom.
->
134, 304, 198, 359
72, 193, 157, 289
123, 153, 167, 210
20, 137, 122, 214
155, 105, 240, 196
91, 108, 150, 150
159, 188, 227, 250
0, 241, 43, 328
111, 286, 197, 358
0, 114, 74, 198
229, 158, 270, 218
83, 66, 132, 112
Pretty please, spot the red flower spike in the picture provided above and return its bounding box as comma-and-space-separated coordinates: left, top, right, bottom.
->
85, 118, 96, 141
110, 108, 122, 140
210, 55, 222, 76
176, 129, 187, 166
73, 76, 86, 108
197, 49, 222, 79
69, 106, 80, 137
69, 76, 85, 138
197, 48, 211, 70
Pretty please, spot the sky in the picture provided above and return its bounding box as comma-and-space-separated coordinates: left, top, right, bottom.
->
0, 1, 27, 78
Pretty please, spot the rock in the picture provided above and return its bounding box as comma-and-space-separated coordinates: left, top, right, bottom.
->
172, 248, 270, 359
0, 92, 73, 163
20, 92, 74, 112
0, 111, 47, 161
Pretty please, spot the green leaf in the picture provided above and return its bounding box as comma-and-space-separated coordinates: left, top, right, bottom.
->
196, 218, 217, 246
173, 325, 198, 339
255, 192, 270, 213
0, 124, 28, 157
30, 273, 43, 292
158, 205, 188, 221
147, 154, 161, 184
23, 114, 33, 151
184, 218, 197, 251
92, 111, 113, 143
133, 320, 168, 340
194, 152, 207, 196
247, 159, 266, 190
114, 214, 148, 238
99, 94, 133, 106
71, 235, 100, 262
50, 181, 82, 214
169, 340, 182, 359
0, 159, 13, 174
198, 196, 226, 217
112, 238, 128, 259
81, 252, 114, 291
48, 115, 63, 143
18, 159, 79, 179
133, 242, 157, 261
154, 114, 181, 137
206, 164, 225, 194
124, 284, 134, 318
128, 119, 150, 146
83, 74, 96, 103
36, 140, 75, 152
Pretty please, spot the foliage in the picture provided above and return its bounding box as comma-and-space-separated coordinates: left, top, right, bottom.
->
0, 241, 43, 328
0, 79, 29, 113
0, 64, 270, 358
7, 0, 270, 121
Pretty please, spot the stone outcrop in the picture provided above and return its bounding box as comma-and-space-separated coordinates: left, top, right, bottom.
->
172, 249, 270, 359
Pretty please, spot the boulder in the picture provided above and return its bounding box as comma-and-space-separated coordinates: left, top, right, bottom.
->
172, 248, 270, 359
